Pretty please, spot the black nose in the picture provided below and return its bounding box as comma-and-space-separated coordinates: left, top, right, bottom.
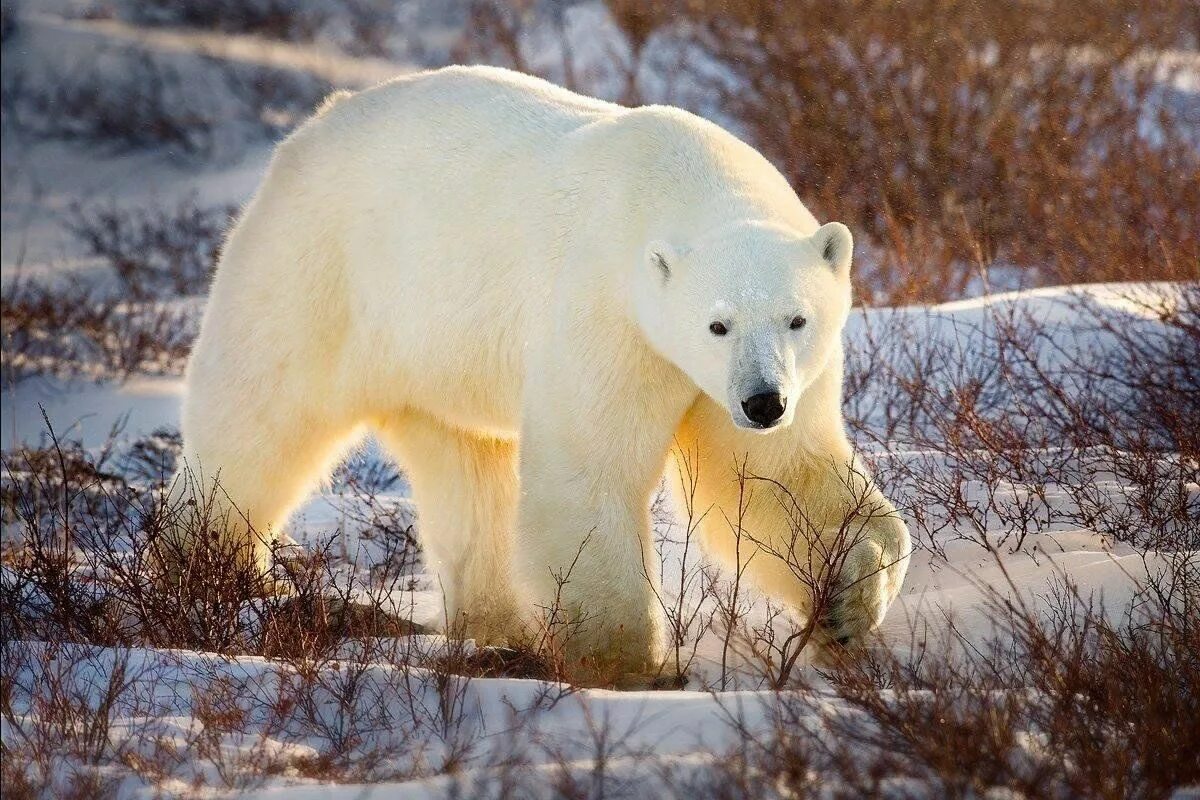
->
742, 392, 786, 426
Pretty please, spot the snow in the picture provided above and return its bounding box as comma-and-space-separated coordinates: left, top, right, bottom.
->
3, 284, 1180, 792
2, 170, 1188, 799
2, 375, 185, 449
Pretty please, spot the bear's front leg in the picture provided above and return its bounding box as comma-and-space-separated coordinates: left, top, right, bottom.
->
812, 510, 910, 652
513, 330, 696, 684
515, 473, 667, 681
675, 396, 911, 665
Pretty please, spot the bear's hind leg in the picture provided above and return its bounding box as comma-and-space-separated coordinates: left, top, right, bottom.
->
173, 386, 361, 575
376, 414, 521, 644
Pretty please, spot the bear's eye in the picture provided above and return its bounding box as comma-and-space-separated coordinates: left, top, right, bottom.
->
709, 321, 728, 336
789, 316, 807, 331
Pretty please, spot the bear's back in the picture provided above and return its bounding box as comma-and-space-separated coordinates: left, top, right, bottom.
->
298, 65, 622, 157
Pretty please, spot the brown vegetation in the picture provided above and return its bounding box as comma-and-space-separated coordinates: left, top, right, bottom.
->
2, 286, 1196, 795
467, 0, 1200, 302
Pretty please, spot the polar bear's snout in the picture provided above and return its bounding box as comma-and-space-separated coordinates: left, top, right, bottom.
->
726, 326, 797, 432
741, 390, 786, 428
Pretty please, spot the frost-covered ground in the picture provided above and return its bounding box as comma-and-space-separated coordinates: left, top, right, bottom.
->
2, 2, 1198, 798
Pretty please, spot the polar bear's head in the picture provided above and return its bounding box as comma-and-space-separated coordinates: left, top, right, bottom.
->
634, 219, 853, 431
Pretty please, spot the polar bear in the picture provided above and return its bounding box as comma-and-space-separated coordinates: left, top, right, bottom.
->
176, 65, 910, 675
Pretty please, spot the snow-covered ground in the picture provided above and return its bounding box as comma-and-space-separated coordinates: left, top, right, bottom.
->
5, 282, 1191, 796
2, 3, 1197, 798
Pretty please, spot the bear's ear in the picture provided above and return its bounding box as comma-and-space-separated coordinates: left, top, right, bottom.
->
813, 222, 853, 273
645, 240, 681, 281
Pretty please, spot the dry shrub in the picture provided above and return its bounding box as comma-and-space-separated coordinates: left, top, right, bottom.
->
682, 0, 1200, 302
125, 0, 336, 39
2, 200, 234, 385
0, 414, 585, 792
462, 0, 1200, 303
67, 200, 236, 299
0, 279, 196, 385
1, 43, 332, 157
0, 417, 416, 657
673, 286, 1199, 797
842, 285, 1199, 558
119, 0, 409, 58
1, 48, 222, 155
1, 285, 1196, 794
693, 563, 1198, 800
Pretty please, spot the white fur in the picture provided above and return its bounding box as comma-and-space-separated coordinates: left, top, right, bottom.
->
178, 66, 910, 672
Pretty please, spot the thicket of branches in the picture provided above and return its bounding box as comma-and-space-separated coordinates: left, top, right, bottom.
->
466, 0, 1200, 302
3, 286, 1196, 796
